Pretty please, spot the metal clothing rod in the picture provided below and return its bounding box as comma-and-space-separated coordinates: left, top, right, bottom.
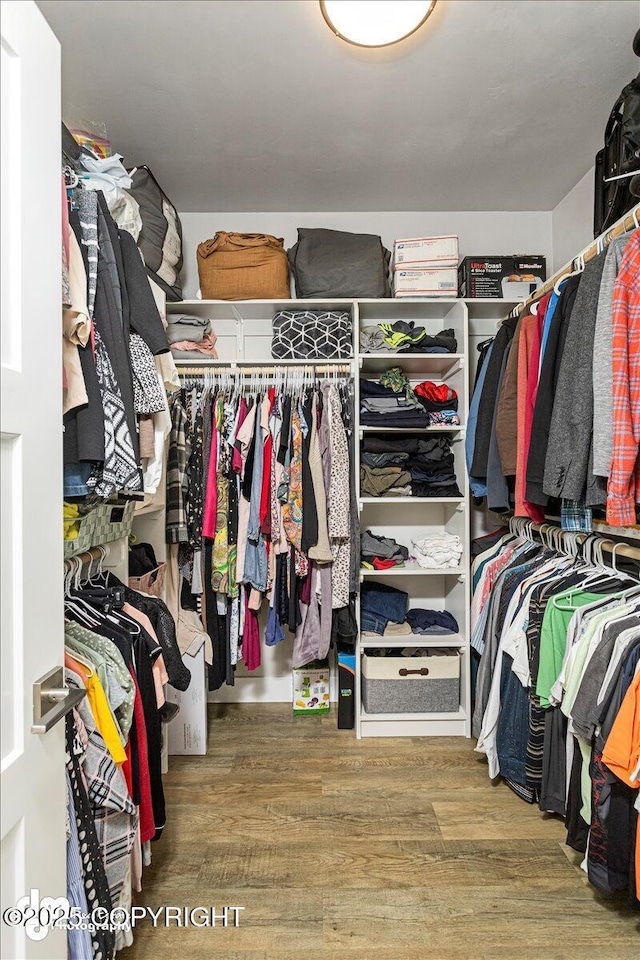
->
178, 364, 353, 376
64, 545, 108, 573
506, 202, 640, 320
500, 515, 640, 561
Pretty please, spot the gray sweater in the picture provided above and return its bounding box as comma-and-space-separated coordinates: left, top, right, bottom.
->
591, 234, 632, 479
543, 252, 607, 501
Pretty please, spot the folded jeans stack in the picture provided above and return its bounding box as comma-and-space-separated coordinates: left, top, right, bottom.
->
410, 532, 463, 568
361, 585, 459, 637
361, 434, 461, 498
360, 581, 408, 634
361, 530, 409, 569
167, 315, 218, 359
359, 323, 458, 355
414, 381, 460, 426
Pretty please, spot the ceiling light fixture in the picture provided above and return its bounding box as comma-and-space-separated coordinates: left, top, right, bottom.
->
320, 0, 437, 48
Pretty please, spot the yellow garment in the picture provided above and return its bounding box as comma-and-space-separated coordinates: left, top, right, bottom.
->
63, 502, 81, 540
65, 652, 127, 764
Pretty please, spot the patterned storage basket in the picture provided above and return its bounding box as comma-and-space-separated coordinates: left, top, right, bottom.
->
91, 500, 136, 546
63, 509, 98, 560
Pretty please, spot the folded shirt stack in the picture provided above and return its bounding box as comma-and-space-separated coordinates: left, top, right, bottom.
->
414, 380, 460, 426
167, 314, 218, 359
360, 370, 429, 428
405, 608, 459, 634
359, 323, 458, 355
410, 532, 463, 568
360, 434, 462, 498
361, 529, 409, 569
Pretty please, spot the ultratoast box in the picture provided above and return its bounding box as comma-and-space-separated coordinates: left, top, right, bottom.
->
337, 650, 356, 729
458, 255, 546, 299
393, 266, 458, 298
394, 235, 459, 269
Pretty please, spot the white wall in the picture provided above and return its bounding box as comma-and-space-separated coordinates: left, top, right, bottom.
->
551, 168, 594, 272
178, 211, 553, 298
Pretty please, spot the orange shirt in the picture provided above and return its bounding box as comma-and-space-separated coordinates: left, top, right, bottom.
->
602, 670, 640, 890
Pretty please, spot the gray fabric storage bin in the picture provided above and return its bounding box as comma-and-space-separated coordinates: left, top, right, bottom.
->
361, 651, 460, 713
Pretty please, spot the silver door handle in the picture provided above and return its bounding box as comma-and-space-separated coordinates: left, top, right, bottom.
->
32, 666, 87, 734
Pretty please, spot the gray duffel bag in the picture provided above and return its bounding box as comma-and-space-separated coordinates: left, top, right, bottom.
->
288, 228, 391, 298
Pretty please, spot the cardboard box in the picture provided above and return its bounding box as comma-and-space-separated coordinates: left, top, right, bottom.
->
166, 646, 208, 755
393, 267, 458, 298
292, 666, 330, 715
458, 255, 546, 299
394, 235, 458, 269
337, 650, 356, 729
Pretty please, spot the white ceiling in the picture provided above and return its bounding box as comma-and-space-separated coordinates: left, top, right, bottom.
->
38, 0, 639, 212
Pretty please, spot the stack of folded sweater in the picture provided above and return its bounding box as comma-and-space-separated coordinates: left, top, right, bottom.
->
406, 608, 459, 635
360, 434, 462, 498
361, 530, 409, 569
360, 323, 457, 355
410, 532, 463, 568
167, 314, 218, 359
414, 381, 460, 426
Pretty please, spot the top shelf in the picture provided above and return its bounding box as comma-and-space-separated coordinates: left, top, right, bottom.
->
167, 297, 520, 322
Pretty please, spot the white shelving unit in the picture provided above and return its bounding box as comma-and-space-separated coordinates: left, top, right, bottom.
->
165, 296, 517, 733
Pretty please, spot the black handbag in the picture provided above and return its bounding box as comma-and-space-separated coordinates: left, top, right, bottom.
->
271, 310, 353, 360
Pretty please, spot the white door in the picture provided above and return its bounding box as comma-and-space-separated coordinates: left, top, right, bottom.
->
1, 2, 66, 958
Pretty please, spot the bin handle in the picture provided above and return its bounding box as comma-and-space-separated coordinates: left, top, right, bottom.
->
398, 667, 430, 677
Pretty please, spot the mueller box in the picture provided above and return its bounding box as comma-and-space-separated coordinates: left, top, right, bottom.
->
394, 235, 459, 269
458, 255, 546, 300
393, 266, 458, 298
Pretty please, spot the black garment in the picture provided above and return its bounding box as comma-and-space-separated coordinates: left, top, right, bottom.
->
539, 706, 568, 815
63, 213, 106, 464
94, 237, 140, 464
525, 274, 581, 505
109, 576, 192, 691
203, 540, 227, 691
474, 338, 495, 392
411, 481, 462, 498
565, 739, 589, 852
360, 411, 430, 428
362, 434, 450, 458
119, 229, 170, 354
470, 315, 518, 479
97, 192, 129, 333
278, 396, 292, 466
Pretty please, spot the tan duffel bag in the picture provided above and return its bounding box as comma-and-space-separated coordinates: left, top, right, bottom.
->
196, 232, 290, 300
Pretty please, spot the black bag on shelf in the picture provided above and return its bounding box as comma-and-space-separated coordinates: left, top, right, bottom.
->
593, 50, 640, 236
288, 227, 391, 298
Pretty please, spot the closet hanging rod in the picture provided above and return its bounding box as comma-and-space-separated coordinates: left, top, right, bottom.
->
177, 363, 353, 376
64, 545, 109, 573
505, 202, 640, 321
499, 515, 640, 561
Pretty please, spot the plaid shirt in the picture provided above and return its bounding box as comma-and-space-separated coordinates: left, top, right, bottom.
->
607, 230, 640, 527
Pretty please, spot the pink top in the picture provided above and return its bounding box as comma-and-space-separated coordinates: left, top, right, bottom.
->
202, 397, 219, 539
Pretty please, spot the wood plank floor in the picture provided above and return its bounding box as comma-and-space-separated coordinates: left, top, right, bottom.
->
129, 703, 640, 959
